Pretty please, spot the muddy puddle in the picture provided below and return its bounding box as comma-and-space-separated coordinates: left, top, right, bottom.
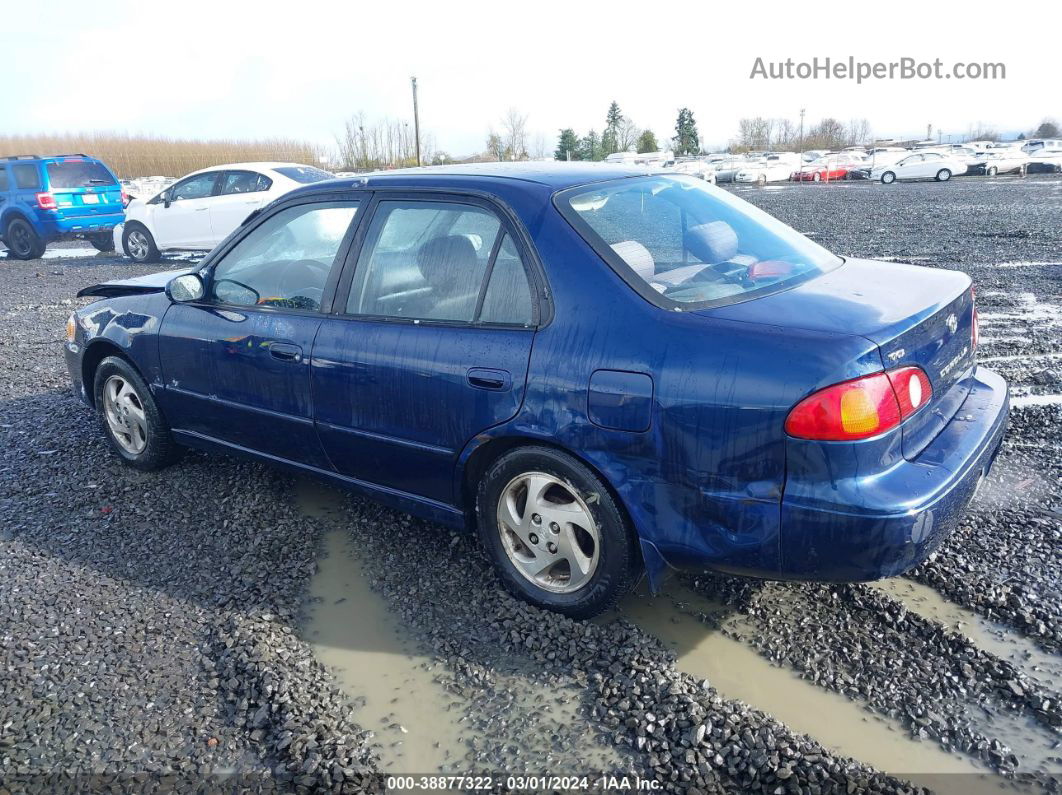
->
298, 480, 468, 772
614, 583, 991, 788
871, 578, 1062, 693
297, 478, 626, 776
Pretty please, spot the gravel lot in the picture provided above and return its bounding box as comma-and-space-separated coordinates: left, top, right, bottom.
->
1, 175, 1060, 793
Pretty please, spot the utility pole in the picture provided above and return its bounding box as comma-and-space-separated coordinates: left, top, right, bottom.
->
411, 76, 421, 167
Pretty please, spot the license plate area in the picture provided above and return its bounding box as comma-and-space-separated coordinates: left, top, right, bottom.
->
82, 194, 99, 204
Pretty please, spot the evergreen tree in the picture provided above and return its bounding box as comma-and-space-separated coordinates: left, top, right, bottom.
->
579, 130, 601, 161
674, 108, 700, 156
555, 128, 581, 161
603, 101, 623, 155
636, 130, 658, 153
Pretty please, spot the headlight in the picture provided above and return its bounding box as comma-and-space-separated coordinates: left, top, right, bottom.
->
66, 313, 76, 342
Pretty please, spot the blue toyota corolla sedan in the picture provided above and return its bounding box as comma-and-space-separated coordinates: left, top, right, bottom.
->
64, 163, 1009, 617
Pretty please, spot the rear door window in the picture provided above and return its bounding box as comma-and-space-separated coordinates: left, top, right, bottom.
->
273, 166, 333, 184
46, 160, 117, 189
12, 164, 41, 190
347, 201, 504, 323
221, 171, 272, 194
0, 168, 9, 192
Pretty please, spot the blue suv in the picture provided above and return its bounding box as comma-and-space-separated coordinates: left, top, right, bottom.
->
1, 155, 125, 259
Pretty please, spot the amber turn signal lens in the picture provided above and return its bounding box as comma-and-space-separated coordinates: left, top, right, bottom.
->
65, 314, 76, 342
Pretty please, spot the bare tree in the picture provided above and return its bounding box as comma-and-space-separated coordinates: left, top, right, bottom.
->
485, 129, 504, 161
617, 118, 641, 153
846, 118, 872, 146
531, 132, 548, 160
500, 108, 529, 161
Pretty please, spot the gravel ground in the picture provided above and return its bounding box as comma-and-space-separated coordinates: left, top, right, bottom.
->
1, 175, 1060, 793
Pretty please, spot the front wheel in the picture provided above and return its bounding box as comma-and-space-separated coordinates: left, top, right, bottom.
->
122, 223, 160, 263
812, 172, 822, 182
88, 232, 115, 252
935, 169, 952, 182
986, 166, 998, 177
881, 171, 897, 184
476, 446, 640, 618
94, 356, 182, 471
4, 217, 46, 259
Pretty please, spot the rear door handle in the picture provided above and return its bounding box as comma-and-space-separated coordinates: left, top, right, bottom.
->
467, 368, 511, 391
269, 342, 303, 362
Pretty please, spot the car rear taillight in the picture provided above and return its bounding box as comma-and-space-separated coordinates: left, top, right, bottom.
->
36, 192, 57, 210
121, 190, 130, 207
785, 366, 933, 441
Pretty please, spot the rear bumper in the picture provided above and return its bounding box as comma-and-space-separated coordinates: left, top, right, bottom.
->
36, 210, 125, 240
776, 366, 1009, 580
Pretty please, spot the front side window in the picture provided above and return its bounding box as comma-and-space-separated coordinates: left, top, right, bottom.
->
172, 173, 219, 201
559, 175, 842, 309
347, 201, 505, 323
209, 201, 358, 310
12, 164, 41, 190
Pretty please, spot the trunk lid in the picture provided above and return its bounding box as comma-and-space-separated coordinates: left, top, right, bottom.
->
700, 258, 976, 458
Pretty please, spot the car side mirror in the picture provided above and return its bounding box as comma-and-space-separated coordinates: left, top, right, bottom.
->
162, 190, 172, 208
166, 273, 205, 303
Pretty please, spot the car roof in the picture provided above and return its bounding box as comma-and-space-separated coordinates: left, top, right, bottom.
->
183, 162, 315, 178
289, 162, 653, 198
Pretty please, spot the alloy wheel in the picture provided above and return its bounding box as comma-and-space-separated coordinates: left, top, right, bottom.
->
496, 472, 600, 594
103, 375, 148, 455
127, 230, 149, 260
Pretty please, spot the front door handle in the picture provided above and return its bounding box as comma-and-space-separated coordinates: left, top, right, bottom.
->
467, 368, 511, 391
269, 342, 303, 363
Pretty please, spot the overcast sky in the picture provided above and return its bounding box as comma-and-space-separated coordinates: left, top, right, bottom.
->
10, 2, 1059, 157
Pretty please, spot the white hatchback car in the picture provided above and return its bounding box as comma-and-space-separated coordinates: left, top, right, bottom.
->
117, 162, 334, 262
872, 152, 967, 184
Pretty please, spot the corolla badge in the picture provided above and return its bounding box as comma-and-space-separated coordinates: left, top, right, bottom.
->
945, 313, 958, 334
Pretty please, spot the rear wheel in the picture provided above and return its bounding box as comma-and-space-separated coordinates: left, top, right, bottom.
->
935, 169, 952, 182
881, 171, 897, 184
476, 446, 639, 618
4, 217, 46, 260
122, 223, 160, 263
88, 232, 115, 252
93, 356, 182, 471
757, 173, 767, 185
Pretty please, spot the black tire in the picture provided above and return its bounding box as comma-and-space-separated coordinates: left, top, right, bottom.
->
881, 171, 897, 184
812, 172, 822, 182
122, 223, 160, 263
935, 169, 952, 182
88, 232, 115, 252
4, 216, 46, 259
986, 166, 998, 177
93, 355, 182, 471
476, 445, 640, 618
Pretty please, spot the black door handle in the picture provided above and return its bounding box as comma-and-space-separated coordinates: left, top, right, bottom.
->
467, 368, 511, 391
269, 342, 303, 362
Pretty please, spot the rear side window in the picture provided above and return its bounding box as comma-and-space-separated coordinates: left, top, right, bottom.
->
347, 201, 508, 323
12, 164, 41, 190
0, 169, 8, 191
221, 171, 272, 194
46, 160, 117, 189
479, 234, 533, 325
273, 166, 333, 184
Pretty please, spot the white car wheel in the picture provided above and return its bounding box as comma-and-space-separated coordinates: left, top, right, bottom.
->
881, 171, 896, 184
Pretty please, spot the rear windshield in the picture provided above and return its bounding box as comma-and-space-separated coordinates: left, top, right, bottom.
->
273, 166, 333, 184
558, 175, 842, 309
46, 160, 117, 189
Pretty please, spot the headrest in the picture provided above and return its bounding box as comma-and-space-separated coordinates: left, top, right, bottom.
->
610, 240, 655, 280
684, 221, 739, 264
417, 235, 478, 294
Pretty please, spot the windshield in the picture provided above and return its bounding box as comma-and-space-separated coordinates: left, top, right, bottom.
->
558, 175, 842, 308
273, 166, 334, 183
46, 160, 116, 189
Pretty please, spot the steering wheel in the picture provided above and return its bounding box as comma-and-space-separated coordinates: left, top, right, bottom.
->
276, 259, 329, 299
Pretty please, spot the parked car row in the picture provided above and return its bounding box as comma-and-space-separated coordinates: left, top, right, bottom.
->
0, 154, 334, 260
